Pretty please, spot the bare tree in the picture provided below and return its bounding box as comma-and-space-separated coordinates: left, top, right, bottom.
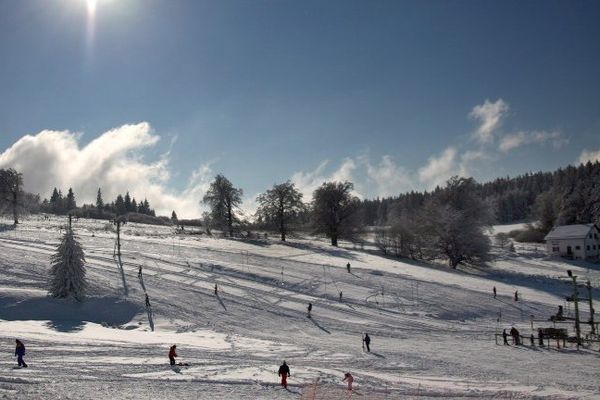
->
311, 181, 359, 246
202, 174, 243, 238
256, 181, 305, 241
418, 177, 492, 268
0, 168, 24, 225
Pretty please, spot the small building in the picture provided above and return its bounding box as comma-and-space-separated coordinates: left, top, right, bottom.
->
544, 224, 600, 260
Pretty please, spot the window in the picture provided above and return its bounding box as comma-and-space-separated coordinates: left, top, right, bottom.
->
575, 246, 581, 250
594, 245, 597, 250
590, 234, 593, 238
587, 245, 591, 251
595, 233, 598, 239
552, 246, 560, 252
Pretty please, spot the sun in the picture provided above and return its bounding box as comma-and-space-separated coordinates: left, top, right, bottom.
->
86, 0, 97, 15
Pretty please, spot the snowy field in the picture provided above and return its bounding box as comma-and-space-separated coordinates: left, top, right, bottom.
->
0, 217, 599, 399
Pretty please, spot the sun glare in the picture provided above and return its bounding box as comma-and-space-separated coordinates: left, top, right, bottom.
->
86, 0, 97, 16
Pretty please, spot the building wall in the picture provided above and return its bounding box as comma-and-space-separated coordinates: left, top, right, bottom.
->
545, 226, 600, 260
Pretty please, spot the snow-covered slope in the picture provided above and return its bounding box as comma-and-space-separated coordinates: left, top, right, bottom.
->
0, 217, 598, 399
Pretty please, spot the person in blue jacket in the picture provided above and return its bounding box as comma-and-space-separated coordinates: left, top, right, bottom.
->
15, 339, 27, 368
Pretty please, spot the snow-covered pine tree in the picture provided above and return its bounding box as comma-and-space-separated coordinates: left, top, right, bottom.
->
48, 224, 87, 301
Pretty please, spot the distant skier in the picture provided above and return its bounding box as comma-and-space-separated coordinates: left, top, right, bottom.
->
145, 294, 151, 309
343, 372, 354, 391
307, 302, 312, 318
214, 283, 218, 295
514, 290, 519, 302
346, 262, 351, 273
538, 329, 545, 347
363, 333, 371, 352
138, 266, 143, 279
278, 360, 290, 389
502, 329, 509, 345
493, 286, 496, 298
339, 291, 343, 302
169, 345, 177, 366
14, 339, 27, 368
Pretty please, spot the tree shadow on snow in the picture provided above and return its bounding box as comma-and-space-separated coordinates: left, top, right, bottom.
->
216, 294, 228, 311
308, 317, 331, 334
280, 241, 358, 261
0, 295, 141, 333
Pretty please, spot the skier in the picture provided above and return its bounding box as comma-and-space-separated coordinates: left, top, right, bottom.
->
538, 329, 545, 347
339, 291, 343, 302
138, 266, 143, 279
14, 339, 27, 368
493, 286, 496, 298
530, 334, 535, 346
363, 333, 371, 352
514, 290, 519, 302
169, 344, 177, 366
307, 302, 312, 318
145, 294, 151, 309
278, 360, 290, 389
346, 262, 351, 273
502, 329, 509, 345
343, 372, 354, 391
510, 326, 520, 345
214, 283, 218, 295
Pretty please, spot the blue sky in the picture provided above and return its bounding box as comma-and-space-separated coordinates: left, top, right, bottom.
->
0, 0, 599, 217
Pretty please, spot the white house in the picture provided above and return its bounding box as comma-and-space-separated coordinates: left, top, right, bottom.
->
544, 224, 600, 260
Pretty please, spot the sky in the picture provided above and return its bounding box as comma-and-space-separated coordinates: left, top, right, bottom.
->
0, 0, 599, 218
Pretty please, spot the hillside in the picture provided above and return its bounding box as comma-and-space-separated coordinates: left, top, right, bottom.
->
0, 217, 599, 399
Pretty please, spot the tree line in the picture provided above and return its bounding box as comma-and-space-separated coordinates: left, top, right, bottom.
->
3, 160, 600, 269
38, 187, 156, 218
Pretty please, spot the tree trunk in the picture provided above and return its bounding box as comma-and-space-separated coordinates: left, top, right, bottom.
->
331, 235, 338, 247
12, 190, 18, 225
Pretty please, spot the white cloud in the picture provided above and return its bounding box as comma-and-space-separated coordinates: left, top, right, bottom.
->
418, 147, 459, 189
0, 123, 211, 218
499, 130, 567, 152
578, 149, 600, 164
363, 155, 412, 197
469, 99, 509, 143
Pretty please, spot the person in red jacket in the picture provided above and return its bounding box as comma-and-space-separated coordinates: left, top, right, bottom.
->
169, 345, 177, 366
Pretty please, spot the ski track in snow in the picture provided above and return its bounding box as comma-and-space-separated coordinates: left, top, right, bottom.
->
0, 218, 599, 399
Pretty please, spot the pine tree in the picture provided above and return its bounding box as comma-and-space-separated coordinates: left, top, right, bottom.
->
171, 210, 178, 222
124, 192, 132, 212
66, 188, 76, 211
96, 188, 104, 212
48, 221, 87, 301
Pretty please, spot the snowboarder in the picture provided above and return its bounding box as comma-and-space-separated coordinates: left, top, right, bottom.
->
346, 262, 351, 273
169, 345, 177, 366
343, 372, 354, 391
493, 286, 496, 298
363, 333, 371, 352
278, 360, 290, 389
145, 294, 151, 309
502, 329, 509, 345
14, 339, 27, 368
514, 290, 519, 302
307, 302, 312, 318
510, 326, 520, 345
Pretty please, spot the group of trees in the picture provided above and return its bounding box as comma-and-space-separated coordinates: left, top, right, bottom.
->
201, 174, 359, 246
375, 177, 492, 268
39, 187, 156, 218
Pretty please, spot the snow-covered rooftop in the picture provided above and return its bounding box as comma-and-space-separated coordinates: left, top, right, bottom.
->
544, 223, 596, 240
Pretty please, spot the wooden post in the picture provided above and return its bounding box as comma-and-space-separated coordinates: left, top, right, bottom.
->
571, 274, 582, 349
587, 280, 595, 335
